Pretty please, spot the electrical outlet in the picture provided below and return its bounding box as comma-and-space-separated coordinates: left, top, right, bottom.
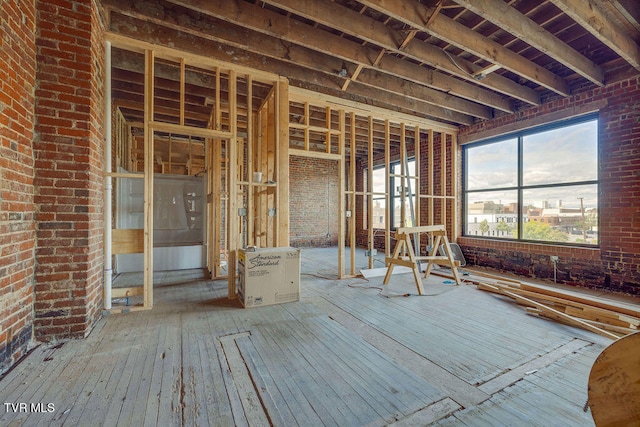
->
550, 255, 559, 263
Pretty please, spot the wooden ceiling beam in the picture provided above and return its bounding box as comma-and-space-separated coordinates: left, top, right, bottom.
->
549, 0, 640, 72
259, 0, 537, 106
357, 0, 571, 95
158, 0, 498, 116
450, 0, 604, 86
108, 13, 469, 125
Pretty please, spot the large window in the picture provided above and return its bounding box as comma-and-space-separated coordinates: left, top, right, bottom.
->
370, 159, 416, 230
464, 116, 598, 245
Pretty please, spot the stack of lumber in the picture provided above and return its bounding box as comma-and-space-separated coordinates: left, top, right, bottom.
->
466, 270, 640, 340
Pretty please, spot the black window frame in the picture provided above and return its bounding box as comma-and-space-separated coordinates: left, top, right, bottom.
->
463, 114, 599, 246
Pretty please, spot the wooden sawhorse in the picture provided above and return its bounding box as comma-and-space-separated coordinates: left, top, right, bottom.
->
383, 225, 461, 295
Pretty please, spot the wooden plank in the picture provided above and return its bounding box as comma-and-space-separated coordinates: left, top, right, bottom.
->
389, 397, 462, 426
338, 109, 346, 279
455, 0, 604, 85
276, 79, 290, 246
367, 116, 374, 270
478, 282, 619, 340
111, 286, 144, 298
515, 282, 640, 319
151, 120, 232, 140
246, 75, 254, 247
550, 0, 640, 72
349, 112, 357, 276
486, 281, 640, 328
427, 130, 434, 225
288, 148, 341, 160
219, 333, 270, 426
397, 224, 446, 234
227, 69, 238, 298
384, 119, 391, 259
111, 228, 144, 254
400, 123, 407, 227
144, 49, 154, 310
289, 86, 458, 133
414, 125, 420, 229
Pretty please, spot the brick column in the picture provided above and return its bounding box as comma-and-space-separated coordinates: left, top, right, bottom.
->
33, 0, 105, 341
0, 0, 37, 372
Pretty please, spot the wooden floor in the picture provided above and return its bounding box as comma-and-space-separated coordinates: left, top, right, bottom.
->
0, 247, 623, 426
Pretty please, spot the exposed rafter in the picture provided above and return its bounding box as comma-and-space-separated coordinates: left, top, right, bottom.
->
101, 0, 640, 128
357, 0, 571, 95
260, 0, 536, 106
550, 0, 640, 72
451, 0, 604, 86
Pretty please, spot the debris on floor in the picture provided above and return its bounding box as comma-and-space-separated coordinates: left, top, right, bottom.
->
467, 270, 640, 340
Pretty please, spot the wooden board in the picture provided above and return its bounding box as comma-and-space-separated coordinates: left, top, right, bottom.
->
111, 228, 144, 254
588, 332, 640, 426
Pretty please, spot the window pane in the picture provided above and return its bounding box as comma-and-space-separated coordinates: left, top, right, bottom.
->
466, 138, 518, 190
372, 199, 386, 229
523, 119, 598, 186
372, 167, 386, 194
522, 184, 598, 244
466, 190, 518, 238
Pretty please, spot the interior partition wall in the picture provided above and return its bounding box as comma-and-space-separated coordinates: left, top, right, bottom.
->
105, 34, 290, 311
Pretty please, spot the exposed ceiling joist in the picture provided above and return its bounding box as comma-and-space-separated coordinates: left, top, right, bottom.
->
451, 0, 605, 86
550, 0, 640, 72
357, 0, 571, 95
101, 0, 640, 129
260, 0, 532, 107
163, 0, 501, 116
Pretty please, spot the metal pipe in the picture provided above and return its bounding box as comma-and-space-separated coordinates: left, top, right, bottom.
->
104, 40, 112, 310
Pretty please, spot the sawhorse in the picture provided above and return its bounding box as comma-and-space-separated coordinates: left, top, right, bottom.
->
383, 225, 461, 295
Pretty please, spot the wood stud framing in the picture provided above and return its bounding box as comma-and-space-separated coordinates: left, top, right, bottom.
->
106, 35, 290, 307
288, 87, 459, 279
105, 34, 461, 307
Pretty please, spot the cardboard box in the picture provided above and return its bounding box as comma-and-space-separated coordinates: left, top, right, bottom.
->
237, 247, 300, 308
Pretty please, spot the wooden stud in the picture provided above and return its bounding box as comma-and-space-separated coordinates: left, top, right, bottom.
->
441, 133, 447, 233
247, 74, 254, 247
144, 49, 155, 309
228, 69, 238, 298
414, 126, 421, 231
384, 119, 390, 260
180, 58, 185, 126
451, 132, 458, 240
337, 109, 345, 278
303, 102, 310, 151
400, 123, 407, 228
276, 79, 290, 247
349, 112, 357, 276
428, 129, 434, 226
367, 116, 374, 270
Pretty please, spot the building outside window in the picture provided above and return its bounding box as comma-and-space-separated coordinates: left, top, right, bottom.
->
464, 116, 598, 245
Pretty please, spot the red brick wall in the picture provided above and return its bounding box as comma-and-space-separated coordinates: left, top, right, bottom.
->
289, 156, 339, 247
0, 0, 37, 373
33, 0, 105, 341
458, 76, 640, 295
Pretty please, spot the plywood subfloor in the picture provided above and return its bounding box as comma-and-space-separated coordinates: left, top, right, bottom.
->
0, 248, 620, 426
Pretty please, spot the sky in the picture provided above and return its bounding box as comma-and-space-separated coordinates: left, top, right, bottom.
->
466, 119, 598, 208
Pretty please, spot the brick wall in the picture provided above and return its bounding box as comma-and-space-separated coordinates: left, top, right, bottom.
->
289, 156, 339, 247
33, 0, 105, 341
0, 0, 37, 373
458, 76, 640, 295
